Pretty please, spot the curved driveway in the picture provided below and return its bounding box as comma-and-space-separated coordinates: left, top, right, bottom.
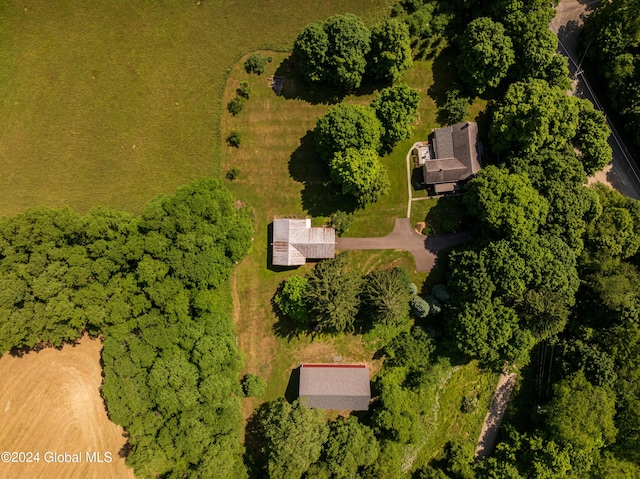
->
336, 218, 469, 272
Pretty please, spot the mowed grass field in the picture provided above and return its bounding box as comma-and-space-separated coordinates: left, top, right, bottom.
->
222, 54, 440, 413
0, 0, 393, 216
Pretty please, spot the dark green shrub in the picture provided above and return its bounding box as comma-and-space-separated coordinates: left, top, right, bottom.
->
242, 374, 267, 398
227, 96, 246, 116
422, 225, 434, 236
226, 130, 242, 148
441, 89, 468, 125
274, 276, 309, 324
328, 210, 354, 236
461, 394, 479, 413
226, 167, 240, 180
431, 284, 450, 302
237, 81, 252, 99
244, 53, 267, 74
425, 295, 442, 316
410, 295, 430, 318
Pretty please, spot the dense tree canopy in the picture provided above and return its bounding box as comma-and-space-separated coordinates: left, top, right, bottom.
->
489, 79, 580, 156
314, 104, 383, 163
255, 399, 329, 479
495, 0, 568, 86
329, 148, 389, 206
293, 14, 371, 91
368, 18, 413, 82
573, 99, 612, 175
0, 179, 253, 478
547, 371, 617, 470
371, 83, 421, 152
586, 185, 640, 259
582, 0, 640, 148
456, 17, 515, 94
463, 166, 549, 240
308, 416, 379, 479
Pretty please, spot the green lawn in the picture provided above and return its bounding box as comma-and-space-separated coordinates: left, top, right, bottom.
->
0, 0, 393, 216
223, 55, 444, 411
413, 361, 499, 470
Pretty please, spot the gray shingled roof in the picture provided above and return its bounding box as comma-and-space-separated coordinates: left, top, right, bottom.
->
272, 219, 336, 266
423, 122, 481, 186
299, 364, 371, 411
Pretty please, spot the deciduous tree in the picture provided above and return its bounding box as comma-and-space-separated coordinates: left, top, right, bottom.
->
274, 275, 309, 324
329, 148, 389, 206
256, 399, 329, 479
371, 83, 420, 152
456, 17, 514, 94
368, 19, 412, 83
315, 104, 383, 162
489, 79, 580, 156
464, 166, 549, 240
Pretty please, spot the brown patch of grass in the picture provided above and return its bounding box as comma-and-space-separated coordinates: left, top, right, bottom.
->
0, 335, 135, 479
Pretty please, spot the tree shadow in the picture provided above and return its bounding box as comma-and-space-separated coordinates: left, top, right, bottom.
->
270, 283, 309, 340
275, 57, 343, 105
275, 56, 390, 105
577, 0, 598, 11
558, 20, 581, 51
411, 166, 427, 190
428, 46, 464, 108
289, 130, 358, 216
475, 108, 493, 161
284, 366, 301, 403
244, 406, 267, 479
424, 196, 468, 234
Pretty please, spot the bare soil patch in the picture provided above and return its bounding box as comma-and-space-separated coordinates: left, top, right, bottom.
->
588, 163, 614, 189
0, 335, 134, 479
475, 372, 517, 458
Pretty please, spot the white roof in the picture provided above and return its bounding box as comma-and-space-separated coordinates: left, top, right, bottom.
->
272, 219, 335, 266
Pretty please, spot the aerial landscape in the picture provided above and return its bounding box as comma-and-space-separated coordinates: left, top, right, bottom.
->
1, 0, 640, 478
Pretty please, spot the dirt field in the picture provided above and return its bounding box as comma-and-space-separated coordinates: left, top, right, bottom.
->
0, 335, 135, 479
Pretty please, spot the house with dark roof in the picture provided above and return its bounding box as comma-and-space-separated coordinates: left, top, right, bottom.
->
298, 363, 371, 411
272, 218, 336, 266
422, 122, 482, 194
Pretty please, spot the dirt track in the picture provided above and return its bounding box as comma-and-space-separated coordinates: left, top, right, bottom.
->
475, 372, 517, 458
0, 335, 135, 479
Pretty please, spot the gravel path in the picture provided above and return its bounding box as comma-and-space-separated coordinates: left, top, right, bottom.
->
336, 218, 468, 272
475, 372, 517, 458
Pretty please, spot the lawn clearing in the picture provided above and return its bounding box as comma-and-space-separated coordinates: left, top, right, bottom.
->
0, 0, 393, 216
0, 335, 134, 479
224, 54, 447, 415
412, 361, 499, 471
